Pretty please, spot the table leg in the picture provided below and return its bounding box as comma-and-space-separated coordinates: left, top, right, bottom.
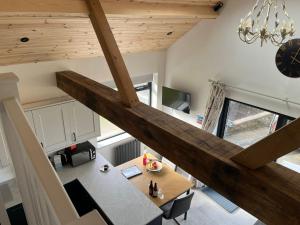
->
184, 189, 190, 220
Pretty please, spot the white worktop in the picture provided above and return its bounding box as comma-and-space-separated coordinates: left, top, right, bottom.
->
57, 153, 162, 225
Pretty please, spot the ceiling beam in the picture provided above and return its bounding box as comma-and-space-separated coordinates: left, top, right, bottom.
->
85, 0, 139, 107
56, 70, 300, 225
1, 0, 218, 18
232, 117, 300, 169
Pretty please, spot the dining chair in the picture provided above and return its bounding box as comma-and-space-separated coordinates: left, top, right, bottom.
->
161, 157, 178, 171
160, 192, 194, 225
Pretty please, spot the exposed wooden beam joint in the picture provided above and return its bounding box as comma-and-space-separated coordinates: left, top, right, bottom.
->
57, 70, 300, 225
1, 0, 218, 19
85, 0, 139, 107
232, 117, 300, 169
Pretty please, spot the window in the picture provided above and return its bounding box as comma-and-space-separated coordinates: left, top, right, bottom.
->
217, 98, 294, 148
217, 98, 300, 171
135, 82, 152, 106
98, 82, 152, 140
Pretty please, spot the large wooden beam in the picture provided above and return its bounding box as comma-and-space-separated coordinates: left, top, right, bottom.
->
232, 118, 300, 169
86, 0, 139, 107
1, 0, 218, 18
57, 70, 300, 225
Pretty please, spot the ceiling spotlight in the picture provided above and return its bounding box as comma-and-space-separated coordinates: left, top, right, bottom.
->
20, 37, 30, 43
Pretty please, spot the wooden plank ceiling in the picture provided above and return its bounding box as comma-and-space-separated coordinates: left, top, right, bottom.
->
0, 0, 219, 66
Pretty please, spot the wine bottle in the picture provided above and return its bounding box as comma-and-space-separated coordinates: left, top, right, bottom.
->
153, 182, 158, 198
149, 180, 153, 196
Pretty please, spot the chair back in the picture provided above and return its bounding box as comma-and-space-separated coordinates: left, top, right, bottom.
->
169, 192, 194, 219
162, 157, 176, 170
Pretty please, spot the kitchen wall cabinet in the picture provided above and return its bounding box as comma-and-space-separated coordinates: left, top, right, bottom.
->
32, 104, 70, 153
24, 111, 36, 134
63, 101, 100, 144
24, 96, 100, 154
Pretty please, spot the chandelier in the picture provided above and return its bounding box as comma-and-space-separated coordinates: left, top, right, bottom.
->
238, 0, 295, 46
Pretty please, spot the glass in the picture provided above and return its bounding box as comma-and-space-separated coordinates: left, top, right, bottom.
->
99, 116, 124, 140
98, 82, 151, 140
276, 118, 300, 173
158, 188, 164, 200
137, 89, 150, 105
223, 101, 279, 148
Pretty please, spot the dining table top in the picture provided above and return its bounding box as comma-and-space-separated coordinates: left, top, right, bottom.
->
116, 155, 193, 207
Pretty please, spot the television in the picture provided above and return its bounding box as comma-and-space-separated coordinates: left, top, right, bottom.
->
162, 86, 191, 114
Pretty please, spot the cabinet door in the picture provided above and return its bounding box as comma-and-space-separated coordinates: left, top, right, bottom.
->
24, 111, 36, 134
32, 105, 70, 153
66, 101, 100, 143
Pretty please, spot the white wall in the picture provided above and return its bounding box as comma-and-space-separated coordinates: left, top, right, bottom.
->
0, 50, 166, 106
165, 0, 300, 119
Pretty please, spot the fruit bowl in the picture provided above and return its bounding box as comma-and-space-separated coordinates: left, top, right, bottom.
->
146, 160, 163, 172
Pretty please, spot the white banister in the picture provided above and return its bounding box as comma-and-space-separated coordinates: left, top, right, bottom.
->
0, 73, 107, 225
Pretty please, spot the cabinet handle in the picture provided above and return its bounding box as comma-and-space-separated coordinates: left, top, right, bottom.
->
73, 132, 77, 142
41, 142, 44, 148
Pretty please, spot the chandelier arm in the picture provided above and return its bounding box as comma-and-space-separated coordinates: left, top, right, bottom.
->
274, 0, 280, 29
238, 32, 260, 44
238, 0, 295, 46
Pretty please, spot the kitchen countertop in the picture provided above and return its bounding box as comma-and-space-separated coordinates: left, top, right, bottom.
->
57, 153, 162, 225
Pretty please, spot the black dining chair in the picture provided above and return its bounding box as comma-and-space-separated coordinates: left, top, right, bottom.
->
160, 192, 194, 225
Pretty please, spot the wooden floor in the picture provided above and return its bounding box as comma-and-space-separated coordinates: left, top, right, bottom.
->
163, 187, 257, 225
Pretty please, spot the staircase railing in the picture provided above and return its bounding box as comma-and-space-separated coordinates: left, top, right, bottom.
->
0, 73, 107, 225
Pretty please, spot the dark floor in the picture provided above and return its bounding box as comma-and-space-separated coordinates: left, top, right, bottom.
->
7, 203, 28, 225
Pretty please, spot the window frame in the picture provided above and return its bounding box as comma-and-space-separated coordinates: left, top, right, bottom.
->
216, 97, 295, 138
97, 82, 152, 142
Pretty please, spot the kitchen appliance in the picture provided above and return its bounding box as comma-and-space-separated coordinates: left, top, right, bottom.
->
65, 141, 96, 167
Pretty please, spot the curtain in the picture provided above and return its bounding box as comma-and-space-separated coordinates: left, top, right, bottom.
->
202, 81, 226, 133
192, 81, 226, 189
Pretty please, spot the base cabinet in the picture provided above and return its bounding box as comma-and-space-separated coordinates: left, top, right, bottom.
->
25, 98, 100, 154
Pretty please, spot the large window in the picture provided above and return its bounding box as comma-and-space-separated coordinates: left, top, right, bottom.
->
98, 82, 152, 140
217, 98, 300, 170
217, 98, 294, 148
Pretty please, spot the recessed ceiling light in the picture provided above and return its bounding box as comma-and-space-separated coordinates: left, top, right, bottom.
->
167, 32, 173, 36
20, 37, 30, 43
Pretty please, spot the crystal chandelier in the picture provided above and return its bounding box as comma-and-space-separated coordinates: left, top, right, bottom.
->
238, 0, 295, 46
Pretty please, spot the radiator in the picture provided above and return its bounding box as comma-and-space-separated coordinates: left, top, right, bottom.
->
114, 139, 141, 166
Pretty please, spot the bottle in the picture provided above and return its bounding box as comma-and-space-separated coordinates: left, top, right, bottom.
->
143, 153, 148, 166
153, 182, 158, 198
149, 180, 154, 196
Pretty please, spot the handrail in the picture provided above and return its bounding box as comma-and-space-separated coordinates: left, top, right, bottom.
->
2, 97, 107, 225
3, 97, 78, 224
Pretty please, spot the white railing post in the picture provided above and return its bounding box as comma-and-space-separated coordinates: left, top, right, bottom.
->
0, 73, 20, 225
0, 73, 19, 168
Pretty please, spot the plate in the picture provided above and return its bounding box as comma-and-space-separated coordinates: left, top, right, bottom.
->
146, 160, 163, 172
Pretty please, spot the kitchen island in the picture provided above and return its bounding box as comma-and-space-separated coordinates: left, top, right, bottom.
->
57, 153, 162, 225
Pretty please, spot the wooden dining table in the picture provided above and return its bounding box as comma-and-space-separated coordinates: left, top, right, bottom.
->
116, 155, 193, 207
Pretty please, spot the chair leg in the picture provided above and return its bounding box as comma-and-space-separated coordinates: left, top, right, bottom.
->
173, 218, 180, 225
184, 189, 190, 220
184, 212, 187, 220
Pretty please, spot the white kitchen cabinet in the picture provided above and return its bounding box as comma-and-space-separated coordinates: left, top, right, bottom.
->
24, 111, 36, 134
63, 101, 100, 144
24, 96, 100, 154
32, 104, 70, 154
